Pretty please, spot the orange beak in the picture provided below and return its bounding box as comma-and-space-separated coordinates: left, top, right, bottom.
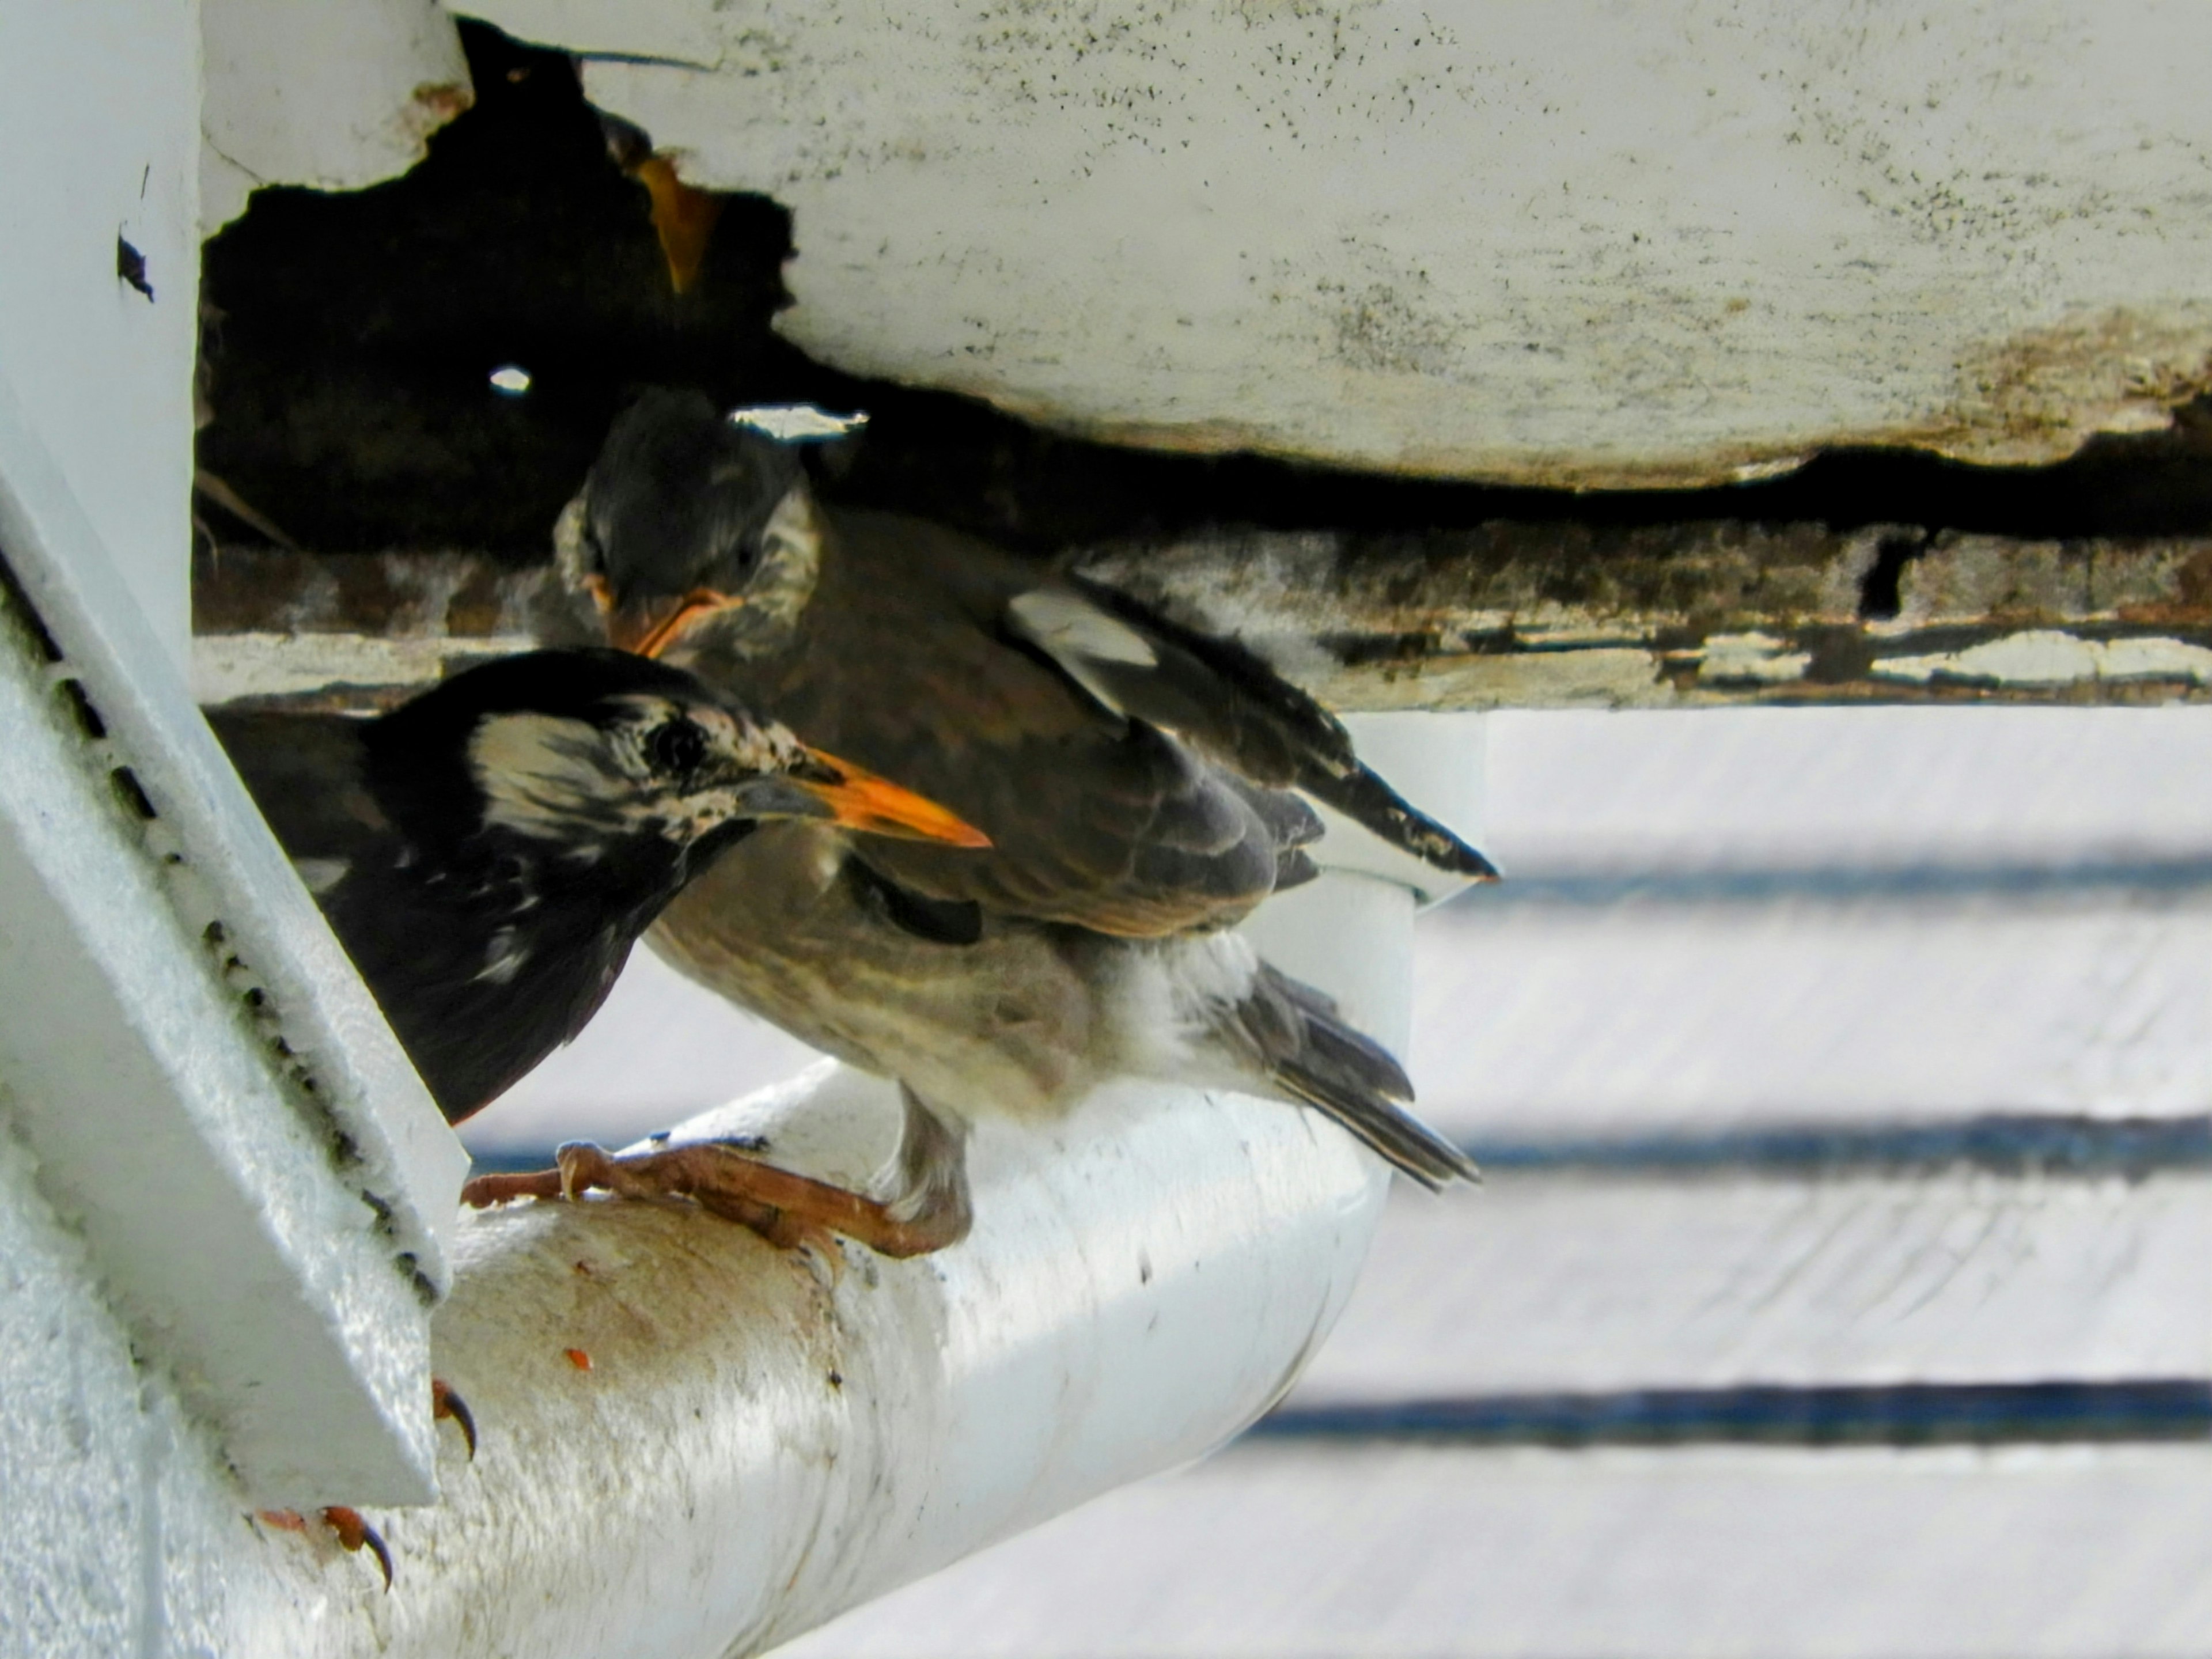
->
608, 589, 747, 659
777, 746, 991, 847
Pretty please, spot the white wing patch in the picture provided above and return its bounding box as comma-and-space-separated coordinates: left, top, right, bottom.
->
1006, 588, 1159, 718
292, 857, 349, 895
475, 926, 527, 985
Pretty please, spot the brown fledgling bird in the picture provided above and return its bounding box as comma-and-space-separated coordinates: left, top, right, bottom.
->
516, 391, 1487, 1256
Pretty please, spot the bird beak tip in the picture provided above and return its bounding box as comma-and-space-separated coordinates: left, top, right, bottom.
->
794, 749, 990, 848
613, 590, 747, 658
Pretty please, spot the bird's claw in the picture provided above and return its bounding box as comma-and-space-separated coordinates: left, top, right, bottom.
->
431, 1376, 476, 1460
258, 1506, 393, 1590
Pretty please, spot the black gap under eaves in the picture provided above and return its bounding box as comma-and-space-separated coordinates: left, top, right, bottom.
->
196, 20, 2212, 566
1253, 1380, 2212, 1449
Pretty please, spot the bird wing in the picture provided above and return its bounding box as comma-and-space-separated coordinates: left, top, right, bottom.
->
1022, 575, 1498, 880
703, 510, 1301, 937
207, 708, 389, 884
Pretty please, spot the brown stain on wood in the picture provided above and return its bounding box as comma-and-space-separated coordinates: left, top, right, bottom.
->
957, 307, 2212, 490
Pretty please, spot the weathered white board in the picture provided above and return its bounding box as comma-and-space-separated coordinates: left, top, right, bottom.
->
1289, 1175, 2212, 1402
471, 0, 2212, 484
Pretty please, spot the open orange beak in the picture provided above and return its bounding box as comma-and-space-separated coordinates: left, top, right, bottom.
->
607, 589, 747, 659
732, 746, 990, 847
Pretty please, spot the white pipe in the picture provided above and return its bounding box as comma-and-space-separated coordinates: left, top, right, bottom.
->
232, 716, 1483, 1658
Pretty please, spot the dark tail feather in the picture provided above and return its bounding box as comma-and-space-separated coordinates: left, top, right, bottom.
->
1251, 966, 1481, 1189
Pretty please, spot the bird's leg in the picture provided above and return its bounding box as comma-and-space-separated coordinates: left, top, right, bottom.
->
460, 1113, 971, 1260
877, 1088, 974, 1251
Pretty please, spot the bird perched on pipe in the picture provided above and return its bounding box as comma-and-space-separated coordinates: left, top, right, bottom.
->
512, 390, 1486, 1256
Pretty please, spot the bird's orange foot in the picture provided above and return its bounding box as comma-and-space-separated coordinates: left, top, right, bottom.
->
254, 1382, 465, 1589
257, 1505, 393, 1590
432, 1376, 476, 1460
463, 1139, 964, 1259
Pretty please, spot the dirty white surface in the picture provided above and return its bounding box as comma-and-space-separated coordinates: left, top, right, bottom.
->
0, 530, 439, 1504
200, 0, 471, 233
471, 0, 2212, 484
0, 1062, 1387, 1658
352, 1073, 1387, 1659
0, 0, 469, 1513
0, 0, 200, 665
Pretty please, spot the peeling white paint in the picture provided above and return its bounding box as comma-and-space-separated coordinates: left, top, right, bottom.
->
192, 629, 536, 704
1872, 631, 2212, 689
466, 0, 2212, 483
1691, 632, 1812, 686
200, 0, 471, 234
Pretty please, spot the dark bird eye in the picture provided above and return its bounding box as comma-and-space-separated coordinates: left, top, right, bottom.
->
647, 719, 709, 775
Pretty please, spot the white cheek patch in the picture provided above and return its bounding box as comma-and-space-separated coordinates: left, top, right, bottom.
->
471, 712, 637, 843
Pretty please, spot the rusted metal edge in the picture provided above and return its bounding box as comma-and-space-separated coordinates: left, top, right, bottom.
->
194, 524, 2212, 711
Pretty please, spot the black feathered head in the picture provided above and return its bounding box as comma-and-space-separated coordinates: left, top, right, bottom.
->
365, 649, 985, 870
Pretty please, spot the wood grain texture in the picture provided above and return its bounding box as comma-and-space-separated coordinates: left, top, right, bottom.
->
195, 527, 2212, 711
1286, 1175, 2212, 1402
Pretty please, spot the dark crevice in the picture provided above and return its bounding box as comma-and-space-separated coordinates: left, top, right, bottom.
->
55, 678, 107, 740
108, 767, 158, 821
0, 548, 65, 664
1856, 531, 1934, 621
196, 20, 2212, 580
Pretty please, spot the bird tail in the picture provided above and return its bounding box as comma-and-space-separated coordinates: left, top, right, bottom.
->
1238, 962, 1481, 1190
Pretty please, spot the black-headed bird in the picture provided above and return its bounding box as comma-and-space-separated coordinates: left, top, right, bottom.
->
213, 647, 984, 1124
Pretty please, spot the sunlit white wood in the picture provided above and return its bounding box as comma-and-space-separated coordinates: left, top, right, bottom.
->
1485, 707, 2212, 876
0, 364, 467, 1502
1289, 1175, 2212, 1403
1411, 891, 2212, 1136
0, 0, 199, 667
200, 0, 471, 233
774, 1441, 2212, 1659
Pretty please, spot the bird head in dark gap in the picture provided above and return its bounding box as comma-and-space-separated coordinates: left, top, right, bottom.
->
554, 387, 817, 662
